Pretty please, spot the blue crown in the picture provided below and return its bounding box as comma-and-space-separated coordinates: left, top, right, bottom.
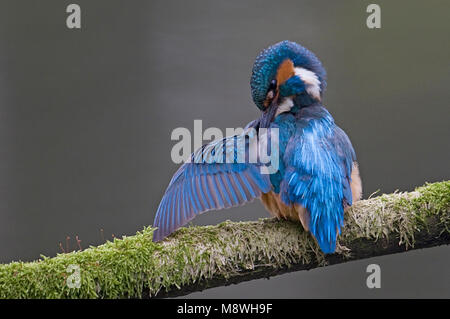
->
250, 40, 327, 110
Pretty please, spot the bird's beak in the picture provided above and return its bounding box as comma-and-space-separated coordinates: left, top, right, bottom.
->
260, 98, 278, 128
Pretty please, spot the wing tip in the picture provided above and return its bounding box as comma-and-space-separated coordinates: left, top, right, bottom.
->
152, 228, 166, 242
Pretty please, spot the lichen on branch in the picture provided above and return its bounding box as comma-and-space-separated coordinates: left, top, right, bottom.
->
0, 181, 449, 299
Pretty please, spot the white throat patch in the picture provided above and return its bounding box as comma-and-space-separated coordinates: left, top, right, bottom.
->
275, 97, 294, 117
294, 67, 321, 101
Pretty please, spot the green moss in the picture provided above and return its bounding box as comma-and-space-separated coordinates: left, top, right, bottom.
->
0, 219, 322, 298
0, 181, 448, 298
342, 180, 450, 248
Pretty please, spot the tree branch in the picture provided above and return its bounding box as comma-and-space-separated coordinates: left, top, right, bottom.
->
0, 181, 449, 298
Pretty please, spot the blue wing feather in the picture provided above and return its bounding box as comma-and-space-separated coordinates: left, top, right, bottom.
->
153, 129, 272, 242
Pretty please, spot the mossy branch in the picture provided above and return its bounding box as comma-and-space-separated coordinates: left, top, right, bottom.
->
0, 181, 449, 299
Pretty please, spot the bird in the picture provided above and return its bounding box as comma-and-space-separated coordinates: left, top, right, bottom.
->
152, 40, 362, 254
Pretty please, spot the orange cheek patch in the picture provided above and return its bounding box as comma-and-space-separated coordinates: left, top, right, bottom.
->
276, 59, 295, 85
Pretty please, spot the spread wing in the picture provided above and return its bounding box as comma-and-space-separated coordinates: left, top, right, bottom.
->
152, 130, 272, 241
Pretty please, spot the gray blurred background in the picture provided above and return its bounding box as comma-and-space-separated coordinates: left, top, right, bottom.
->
0, 0, 449, 298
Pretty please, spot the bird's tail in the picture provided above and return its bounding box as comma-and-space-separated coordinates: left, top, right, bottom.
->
305, 177, 344, 254
284, 173, 345, 254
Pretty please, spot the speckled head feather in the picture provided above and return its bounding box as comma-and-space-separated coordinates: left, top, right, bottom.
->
250, 40, 327, 110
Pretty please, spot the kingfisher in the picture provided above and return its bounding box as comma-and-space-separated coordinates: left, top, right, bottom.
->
152, 40, 362, 254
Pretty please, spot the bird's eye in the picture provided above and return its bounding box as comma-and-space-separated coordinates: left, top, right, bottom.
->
268, 79, 277, 92
264, 79, 278, 107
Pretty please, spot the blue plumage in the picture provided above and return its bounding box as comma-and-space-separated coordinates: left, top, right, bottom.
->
279, 106, 356, 253
152, 131, 272, 242
152, 41, 362, 254
251, 41, 326, 110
